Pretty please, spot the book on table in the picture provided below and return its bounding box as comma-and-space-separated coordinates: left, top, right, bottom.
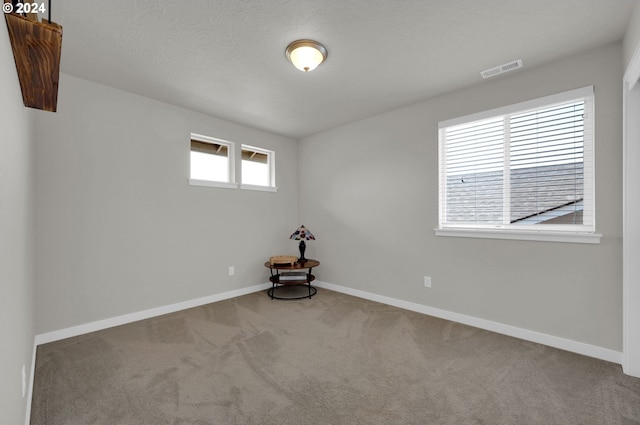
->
278, 271, 308, 281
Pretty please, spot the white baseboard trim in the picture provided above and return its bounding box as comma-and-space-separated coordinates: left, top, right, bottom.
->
34, 283, 270, 346
315, 280, 623, 365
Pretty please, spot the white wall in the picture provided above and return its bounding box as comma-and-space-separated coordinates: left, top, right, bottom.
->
0, 23, 35, 425
300, 43, 623, 352
624, 1, 640, 68
33, 74, 299, 334
622, 0, 640, 377
623, 78, 640, 377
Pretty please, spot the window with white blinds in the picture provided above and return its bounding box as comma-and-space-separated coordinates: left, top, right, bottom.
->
438, 86, 596, 240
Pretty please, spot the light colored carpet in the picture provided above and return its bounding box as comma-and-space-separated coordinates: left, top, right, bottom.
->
31, 288, 640, 424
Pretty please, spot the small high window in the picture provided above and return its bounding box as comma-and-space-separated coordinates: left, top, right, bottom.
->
241, 145, 275, 189
188, 135, 277, 192
189, 134, 235, 188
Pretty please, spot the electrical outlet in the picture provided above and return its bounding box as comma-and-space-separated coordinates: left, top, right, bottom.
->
424, 276, 432, 288
228, 266, 235, 276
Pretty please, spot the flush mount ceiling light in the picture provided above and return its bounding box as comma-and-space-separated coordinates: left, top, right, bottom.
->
285, 39, 327, 72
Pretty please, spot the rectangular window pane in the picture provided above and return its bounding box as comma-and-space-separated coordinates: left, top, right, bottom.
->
444, 117, 504, 224
509, 101, 584, 225
241, 146, 273, 187
190, 151, 229, 181
190, 137, 232, 183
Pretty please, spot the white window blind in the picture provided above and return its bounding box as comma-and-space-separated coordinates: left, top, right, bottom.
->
438, 86, 594, 235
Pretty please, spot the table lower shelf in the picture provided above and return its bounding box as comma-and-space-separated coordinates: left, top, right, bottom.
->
268, 274, 316, 300
267, 284, 317, 300
266, 263, 318, 300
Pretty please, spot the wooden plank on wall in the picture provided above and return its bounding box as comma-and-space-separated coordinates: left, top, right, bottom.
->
4, 10, 62, 112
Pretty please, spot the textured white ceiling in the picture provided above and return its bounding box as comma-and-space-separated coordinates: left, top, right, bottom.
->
54, 0, 637, 138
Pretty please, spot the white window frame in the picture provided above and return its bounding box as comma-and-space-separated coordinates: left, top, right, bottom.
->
240, 144, 277, 192
188, 135, 278, 192
436, 86, 601, 244
189, 133, 237, 189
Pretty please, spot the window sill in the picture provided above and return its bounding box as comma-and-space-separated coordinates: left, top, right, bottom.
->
240, 184, 278, 193
189, 179, 238, 189
434, 228, 602, 244
188, 179, 278, 192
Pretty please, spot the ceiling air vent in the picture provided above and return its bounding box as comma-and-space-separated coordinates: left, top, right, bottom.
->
480, 59, 523, 79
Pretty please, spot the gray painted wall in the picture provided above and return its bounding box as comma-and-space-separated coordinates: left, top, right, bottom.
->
299, 43, 623, 351
33, 74, 299, 334
624, 1, 640, 68
622, 2, 640, 377
0, 23, 35, 425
